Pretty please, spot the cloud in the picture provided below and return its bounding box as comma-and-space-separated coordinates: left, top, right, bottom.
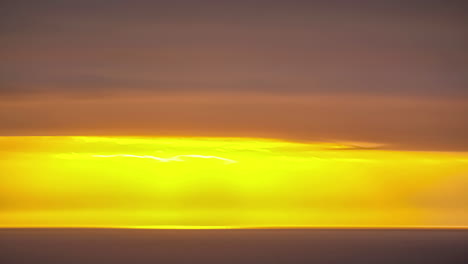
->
1, 94, 466, 151
92, 154, 237, 164
1, 0, 467, 99
1, 1, 467, 151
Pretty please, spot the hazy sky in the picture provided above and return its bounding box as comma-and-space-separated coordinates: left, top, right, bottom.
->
1, 0, 467, 150
1, 1, 468, 230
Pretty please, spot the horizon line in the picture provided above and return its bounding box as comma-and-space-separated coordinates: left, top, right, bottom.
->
1, 225, 468, 230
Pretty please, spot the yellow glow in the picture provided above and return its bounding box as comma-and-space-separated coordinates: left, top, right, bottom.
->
1, 136, 467, 228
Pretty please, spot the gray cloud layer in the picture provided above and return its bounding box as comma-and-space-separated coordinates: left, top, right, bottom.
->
1, 0, 467, 98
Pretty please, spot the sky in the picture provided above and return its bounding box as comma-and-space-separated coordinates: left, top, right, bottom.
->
0, 1, 467, 228
1, 136, 467, 228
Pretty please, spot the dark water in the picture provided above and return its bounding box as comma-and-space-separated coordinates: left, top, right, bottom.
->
1, 228, 467, 264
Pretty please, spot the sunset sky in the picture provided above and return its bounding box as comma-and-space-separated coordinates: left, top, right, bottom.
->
0, 0, 467, 228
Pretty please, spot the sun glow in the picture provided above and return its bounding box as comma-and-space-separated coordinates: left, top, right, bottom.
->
1, 136, 467, 228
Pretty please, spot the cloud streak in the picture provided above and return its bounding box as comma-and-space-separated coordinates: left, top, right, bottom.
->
92, 154, 237, 164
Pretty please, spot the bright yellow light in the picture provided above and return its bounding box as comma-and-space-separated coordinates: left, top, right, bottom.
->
1, 136, 467, 228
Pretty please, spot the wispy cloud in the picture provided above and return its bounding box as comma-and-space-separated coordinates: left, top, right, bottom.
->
92, 154, 237, 164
